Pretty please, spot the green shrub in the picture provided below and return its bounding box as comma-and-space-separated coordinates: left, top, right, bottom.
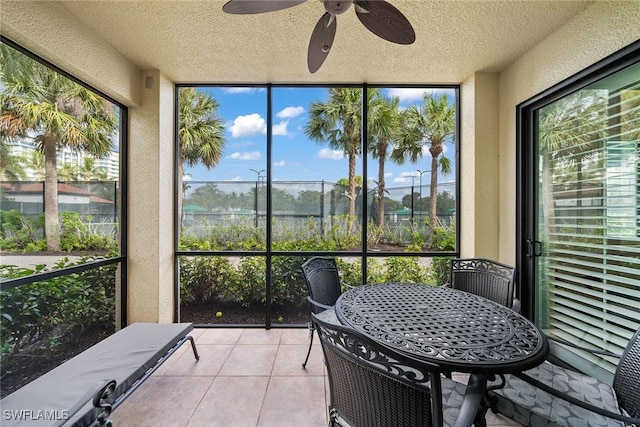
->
271, 256, 307, 307
382, 256, 429, 283
59, 212, 116, 252
179, 256, 237, 304
227, 257, 265, 306
0, 257, 116, 364
0, 210, 45, 252
429, 256, 453, 285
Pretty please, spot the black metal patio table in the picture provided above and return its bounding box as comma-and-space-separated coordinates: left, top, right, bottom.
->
334, 282, 549, 427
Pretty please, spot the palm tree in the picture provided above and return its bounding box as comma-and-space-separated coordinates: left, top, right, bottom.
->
24, 150, 46, 180
78, 157, 108, 181
57, 163, 78, 181
0, 44, 117, 251
305, 88, 362, 233
366, 89, 401, 228
0, 143, 26, 180
392, 93, 455, 237
177, 87, 225, 228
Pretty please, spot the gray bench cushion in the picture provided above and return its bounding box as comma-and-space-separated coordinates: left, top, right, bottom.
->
1, 323, 194, 427
489, 360, 625, 427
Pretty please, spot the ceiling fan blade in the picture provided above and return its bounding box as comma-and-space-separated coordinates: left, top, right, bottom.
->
354, 0, 415, 45
222, 0, 307, 14
307, 13, 337, 73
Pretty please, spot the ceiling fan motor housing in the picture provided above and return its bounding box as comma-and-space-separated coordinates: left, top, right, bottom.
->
321, 0, 352, 15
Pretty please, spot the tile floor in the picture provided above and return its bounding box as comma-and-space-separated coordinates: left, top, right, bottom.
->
110, 327, 522, 427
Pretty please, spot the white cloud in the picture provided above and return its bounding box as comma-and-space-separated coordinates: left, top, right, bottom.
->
223, 87, 265, 94
230, 113, 266, 138
384, 172, 393, 177
393, 177, 408, 183
272, 120, 289, 136
183, 174, 192, 181
386, 88, 454, 103
317, 148, 345, 160
273, 160, 286, 167
277, 106, 305, 119
387, 88, 433, 102
228, 151, 261, 160
229, 176, 242, 181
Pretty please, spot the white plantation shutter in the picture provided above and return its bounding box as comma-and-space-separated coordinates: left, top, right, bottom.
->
536, 62, 640, 377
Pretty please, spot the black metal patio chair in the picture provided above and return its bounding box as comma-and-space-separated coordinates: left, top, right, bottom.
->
312, 312, 467, 427
300, 256, 344, 368
488, 327, 640, 427
448, 258, 520, 312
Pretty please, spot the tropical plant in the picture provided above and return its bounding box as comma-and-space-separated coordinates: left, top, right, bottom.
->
0, 44, 117, 251
177, 87, 225, 230
305, 88, 363, 233
366, 90, 401, 228
392, 93, 455, 238
77, 157, 108, 181
0, 143, 26, 180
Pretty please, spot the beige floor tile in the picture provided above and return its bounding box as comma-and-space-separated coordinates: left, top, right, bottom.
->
257, 376, 327, 427
272, 343, 324, 376
187, 376, 269, 427
278, 327, 311, 345
165, 344, 234, 376
237, 329, 283, 345
196, 328, 244, 345
219, 344, 278, 376
107, 329, 521, 427
110, 376, 213, 427
152, 338, 200, 376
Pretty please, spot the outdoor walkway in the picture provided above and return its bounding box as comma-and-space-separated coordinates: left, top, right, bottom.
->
110, 327, 522, 427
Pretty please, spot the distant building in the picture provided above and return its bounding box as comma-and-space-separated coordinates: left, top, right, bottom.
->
5, 139, 119, 180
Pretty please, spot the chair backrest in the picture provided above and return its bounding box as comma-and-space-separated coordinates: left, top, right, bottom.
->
449, 258, 516, 309
613, 327, 640, 418
301, 257, 342, 314
312, 312, 444, 427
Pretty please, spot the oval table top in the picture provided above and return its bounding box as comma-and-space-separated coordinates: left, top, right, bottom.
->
335, 282, 548, 374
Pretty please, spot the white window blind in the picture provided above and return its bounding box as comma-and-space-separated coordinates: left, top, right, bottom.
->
536, 61, 640, 377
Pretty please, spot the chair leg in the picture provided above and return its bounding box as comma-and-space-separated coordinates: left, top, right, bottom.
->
302, 323, 315, 368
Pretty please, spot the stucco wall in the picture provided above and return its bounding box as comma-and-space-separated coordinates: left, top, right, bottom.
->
1, 1, 141, 107
497, 0, 640, 265
460, 72, 500, 259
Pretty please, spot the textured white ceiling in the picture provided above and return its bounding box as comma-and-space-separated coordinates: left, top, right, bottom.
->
57, 0, 594, 83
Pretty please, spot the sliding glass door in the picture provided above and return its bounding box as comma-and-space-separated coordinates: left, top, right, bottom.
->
519, 45, 640, 380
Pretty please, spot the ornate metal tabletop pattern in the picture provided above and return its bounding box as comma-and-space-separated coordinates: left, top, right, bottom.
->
335, 283, 548, 374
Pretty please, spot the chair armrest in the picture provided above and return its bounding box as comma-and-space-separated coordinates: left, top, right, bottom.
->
547, 335, 621, 358
307, 296, 334, 311
514, 371, 640, 425
511, 298, 521, 314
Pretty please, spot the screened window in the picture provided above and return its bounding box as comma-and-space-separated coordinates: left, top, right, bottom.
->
176, 85, 459, 326
0, 38, 126, 397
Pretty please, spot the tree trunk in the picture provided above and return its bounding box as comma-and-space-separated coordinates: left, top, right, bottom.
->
376, 144, 386, 228
43, 137, 61, 251
347, 152, 357, 234
176, 147, 184, 241
429, 154, 439, 237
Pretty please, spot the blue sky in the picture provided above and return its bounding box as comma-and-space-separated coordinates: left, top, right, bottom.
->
184, 86, 456, 187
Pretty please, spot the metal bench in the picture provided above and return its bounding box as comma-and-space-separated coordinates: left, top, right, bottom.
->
0, 323, 199, 427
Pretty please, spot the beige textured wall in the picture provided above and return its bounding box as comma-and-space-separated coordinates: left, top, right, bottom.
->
0, 1, 141, 106
497, 0, 640, 265
460, 72, 500, 259
128, 71, 175, 323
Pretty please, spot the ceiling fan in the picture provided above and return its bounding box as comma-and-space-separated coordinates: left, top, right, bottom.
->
221, 0, 416, 73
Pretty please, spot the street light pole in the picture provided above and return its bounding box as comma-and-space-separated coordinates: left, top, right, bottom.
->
416, 169, 430, 201
249, 169, 265, 227
409, 175, 416, 221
